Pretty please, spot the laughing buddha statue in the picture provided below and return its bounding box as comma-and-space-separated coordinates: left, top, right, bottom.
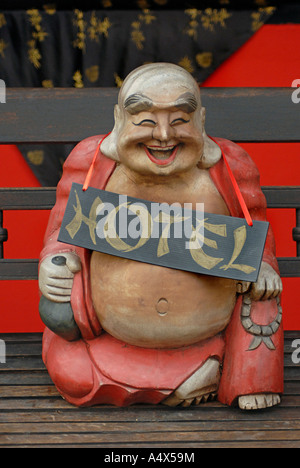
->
38, 63, 283, 410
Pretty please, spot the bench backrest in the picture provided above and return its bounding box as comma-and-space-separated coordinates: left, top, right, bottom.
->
0, 87, 299, 280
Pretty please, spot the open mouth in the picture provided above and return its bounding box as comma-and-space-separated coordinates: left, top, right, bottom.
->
144, 145, 179, 166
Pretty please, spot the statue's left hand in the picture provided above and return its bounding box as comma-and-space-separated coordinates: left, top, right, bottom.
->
249, 261, 282, 301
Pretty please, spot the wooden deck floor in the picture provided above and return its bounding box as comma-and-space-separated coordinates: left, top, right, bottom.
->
0, 332, 299, 448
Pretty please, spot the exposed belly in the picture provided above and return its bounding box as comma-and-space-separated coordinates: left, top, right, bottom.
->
90, 252, 237, 349
91, 164, 236, 348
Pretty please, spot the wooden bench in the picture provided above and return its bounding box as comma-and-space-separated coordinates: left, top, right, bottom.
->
0, 87, 299, 448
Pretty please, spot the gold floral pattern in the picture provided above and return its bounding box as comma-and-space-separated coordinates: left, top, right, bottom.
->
178, 56, 194, 74
0, 6, 276, 89
102, 0, 113, 7
73, 70, 84, 88
27, 150, 44, 166
0, 13, 7, 28
139, 9, 156, 25
42, 79, 54, 88
26, 9, 48, 68
0, 39, 7, 59
27, 9, 48, 41
185, 8, 232, 39
201, 8, 232, 31
85, 65, 100, 83
251, 6, 277, 32
88, 13, 112, 41
196, 52, 213, 68
131, 9, 156, 50
0, 13, 8, 58
73, 9, 86, 52
137, 0, 150, 8
43, 4, 57, 15
114, 73, 124, 88
27, 39, 42, 69
131, 21, 145, 50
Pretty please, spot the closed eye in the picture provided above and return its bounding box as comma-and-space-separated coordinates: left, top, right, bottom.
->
171, 118, 190, 125
133, 119, 156, 127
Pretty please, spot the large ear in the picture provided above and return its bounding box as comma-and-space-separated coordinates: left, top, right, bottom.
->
100, 104, 122, 161
200, 107, 222, 168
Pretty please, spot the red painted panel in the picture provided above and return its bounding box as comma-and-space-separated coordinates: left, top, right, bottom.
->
244, 144, 300, 331
0, 145, 48, 332
202, 25, 300, 88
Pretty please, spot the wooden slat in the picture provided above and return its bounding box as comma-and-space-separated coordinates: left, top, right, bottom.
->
1, 257, 299, 281
0, 188, 56, 210
1, 186, 299, 210
1, 418, 300, 435
0, 260, 38, 280
1, 88, 118, 144
0, 332, 299, 448
0, 88, 299, 144
0, 428, 299, 447
278, 258, 300, 277
201, 88, 300, 142
263, 186, 300, 208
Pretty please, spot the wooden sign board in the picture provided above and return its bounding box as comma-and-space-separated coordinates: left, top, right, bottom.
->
58, 183, 269, 282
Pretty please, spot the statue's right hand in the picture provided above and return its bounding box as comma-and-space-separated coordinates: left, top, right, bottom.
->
38, 253, 81, 303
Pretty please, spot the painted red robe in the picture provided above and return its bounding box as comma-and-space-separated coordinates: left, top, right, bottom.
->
40, 136, 284, 407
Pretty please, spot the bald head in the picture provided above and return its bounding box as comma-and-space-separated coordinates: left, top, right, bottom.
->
119, 63, 202, 111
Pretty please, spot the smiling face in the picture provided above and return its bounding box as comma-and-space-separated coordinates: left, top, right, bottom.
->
102, 63, 207, 177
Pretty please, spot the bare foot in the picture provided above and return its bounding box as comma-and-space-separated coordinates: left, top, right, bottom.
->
238, 393, 281, 410
162, 358, 220, 407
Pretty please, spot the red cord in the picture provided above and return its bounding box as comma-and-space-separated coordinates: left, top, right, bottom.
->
209, 136, 253, 226
82, 132, 112, 191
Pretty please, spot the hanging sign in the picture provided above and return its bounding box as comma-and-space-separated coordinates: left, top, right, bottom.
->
58, 183, 269, 282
